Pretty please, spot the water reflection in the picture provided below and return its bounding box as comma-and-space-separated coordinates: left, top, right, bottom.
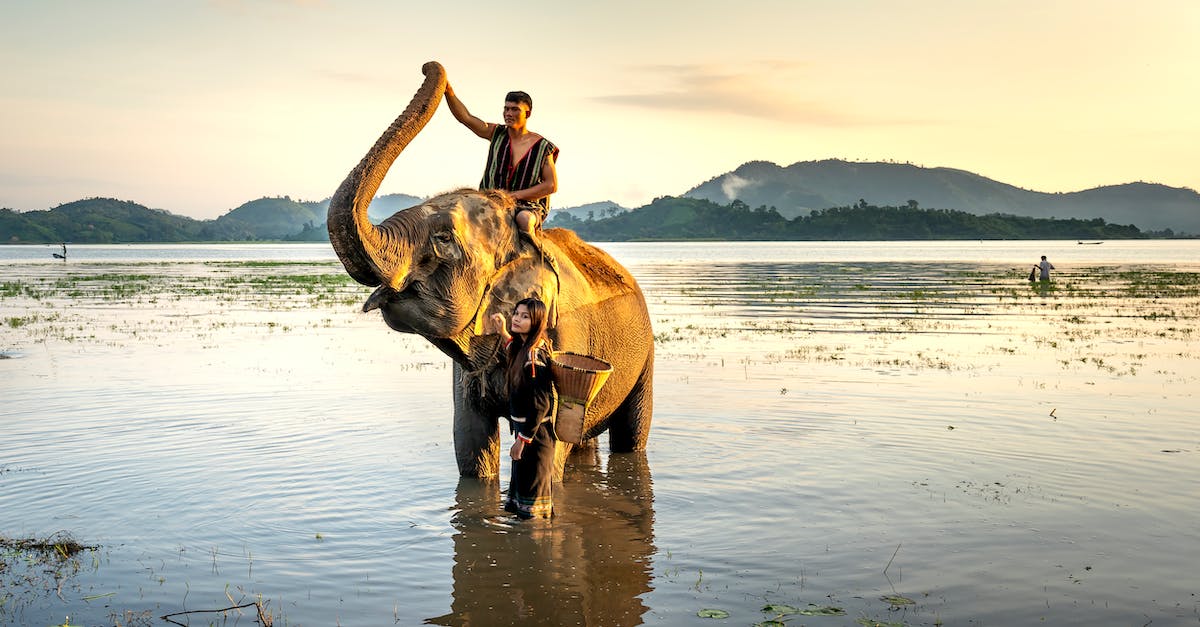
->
429, 450, 655, 626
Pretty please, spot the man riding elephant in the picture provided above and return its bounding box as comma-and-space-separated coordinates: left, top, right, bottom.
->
443, 83, 558, 259
326, 62, 654, 480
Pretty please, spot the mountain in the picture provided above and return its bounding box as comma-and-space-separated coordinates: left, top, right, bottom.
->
685, 160, 1200, 234
365, 193, 425, 223
547, 201, 628, 225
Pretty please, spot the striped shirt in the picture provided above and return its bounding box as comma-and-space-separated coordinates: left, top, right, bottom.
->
480, 126, 560, 212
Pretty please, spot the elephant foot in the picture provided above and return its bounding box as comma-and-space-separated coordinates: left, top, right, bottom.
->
608, 424, 649, 453
457, 448, 500, 479
454, 428, 501, 479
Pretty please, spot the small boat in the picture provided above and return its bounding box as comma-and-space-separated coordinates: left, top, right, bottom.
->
1077, 241, 1103, 245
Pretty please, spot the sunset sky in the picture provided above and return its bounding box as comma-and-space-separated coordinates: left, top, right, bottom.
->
2, 0, 1197, 220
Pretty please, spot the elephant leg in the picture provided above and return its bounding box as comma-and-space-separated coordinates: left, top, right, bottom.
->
608, 357, 654, 453
550, 440, 580, 483
452, 363, 501, 479
552, 442, 568, 483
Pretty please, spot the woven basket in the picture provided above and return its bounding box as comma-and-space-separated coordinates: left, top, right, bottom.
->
549, 352, 613, 444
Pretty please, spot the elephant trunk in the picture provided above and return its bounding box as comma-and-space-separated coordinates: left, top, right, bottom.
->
327, 61, 446, 289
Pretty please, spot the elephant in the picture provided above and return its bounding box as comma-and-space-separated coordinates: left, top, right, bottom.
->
327, 61, 655, 479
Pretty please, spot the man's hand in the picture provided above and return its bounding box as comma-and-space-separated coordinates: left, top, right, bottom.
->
510, 153, 557, 203
510, 439, 525, 460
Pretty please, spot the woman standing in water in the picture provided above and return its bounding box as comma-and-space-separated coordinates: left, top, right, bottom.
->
489, 297, 556, 519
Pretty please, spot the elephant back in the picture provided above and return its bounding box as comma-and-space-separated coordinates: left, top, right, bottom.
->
543, 228, 636, 297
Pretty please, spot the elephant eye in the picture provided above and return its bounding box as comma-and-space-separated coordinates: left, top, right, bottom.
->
432, 232, 454, 244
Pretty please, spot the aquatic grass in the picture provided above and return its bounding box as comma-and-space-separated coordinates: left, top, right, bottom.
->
1, 281, 30, 298
0, 532, 101, 620
204, 260, 336, 268
881, 594, 916, 607
0, 533, 96, 558
856, 619, 906, 627
1, 264, 366, 317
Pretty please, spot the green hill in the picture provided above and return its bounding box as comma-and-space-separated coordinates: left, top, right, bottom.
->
210, 196, 325, 240
2, 198, 202, 243
547, 201, 628, 223
0, 208, 59, 243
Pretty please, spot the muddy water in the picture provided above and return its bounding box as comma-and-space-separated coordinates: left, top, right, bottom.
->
2, 241, 1199, 626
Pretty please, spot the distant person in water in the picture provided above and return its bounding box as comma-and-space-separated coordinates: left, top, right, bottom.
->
443, 79, 559, 253
1038, 255, 1055, 281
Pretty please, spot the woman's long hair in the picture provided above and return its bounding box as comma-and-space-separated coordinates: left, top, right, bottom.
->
505, 297, 552, 394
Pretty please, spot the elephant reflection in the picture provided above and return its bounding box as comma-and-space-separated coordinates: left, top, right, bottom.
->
427, 449, 655, 626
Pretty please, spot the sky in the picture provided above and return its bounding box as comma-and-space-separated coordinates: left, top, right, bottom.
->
2, 0, 1197, 220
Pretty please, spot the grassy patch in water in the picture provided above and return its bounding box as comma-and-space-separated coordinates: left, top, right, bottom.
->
204, 260, 336, 268
1, 532, 100, 618
2, 264, 364, 310
0, 532, 97, 559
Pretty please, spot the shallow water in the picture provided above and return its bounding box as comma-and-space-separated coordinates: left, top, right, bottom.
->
2, 241, 1199, 626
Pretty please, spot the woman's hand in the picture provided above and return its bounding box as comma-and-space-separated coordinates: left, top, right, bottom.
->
510, 439, 525, 461
490, 313, 510, 341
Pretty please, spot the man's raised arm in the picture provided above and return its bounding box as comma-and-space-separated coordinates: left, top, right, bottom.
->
445, 83, 494, 139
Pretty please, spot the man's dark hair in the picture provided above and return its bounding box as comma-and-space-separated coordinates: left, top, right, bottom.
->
505, 90, 533, 114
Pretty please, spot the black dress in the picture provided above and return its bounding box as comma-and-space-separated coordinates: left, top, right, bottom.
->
503, 340, 556, 519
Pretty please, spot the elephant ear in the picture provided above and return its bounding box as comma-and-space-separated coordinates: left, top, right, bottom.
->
475, 254, 561, 336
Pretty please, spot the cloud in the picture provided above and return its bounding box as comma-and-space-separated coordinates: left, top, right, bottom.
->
720, 173, 755, 201
590, 62, 862, 126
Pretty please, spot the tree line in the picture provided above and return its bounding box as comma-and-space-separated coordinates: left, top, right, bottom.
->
548, 197, 1162, 241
